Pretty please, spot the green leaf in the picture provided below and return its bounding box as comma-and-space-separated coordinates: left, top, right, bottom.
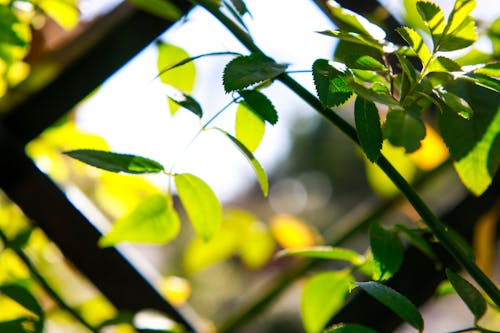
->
0, 6, 29, 47
165, 86, 203, 118
396, 53, 418, 102
217, 129, 268, 196
175, 173, 222, 241
278, 246, 364, 265
324, 323, 378, 333
348, 81, 401, 108
369, 222, 404, 281
325, 1, 386, 39
444, 0, 476, 37
439, 16, 477, 51
0, 318, 37, 333
64, 150, 165, 174
345, 55, 386, 71
222, 0, 250, 32
235, 103, 265, 152
301, 270, 354, 333
474, 63, 500, 77
383, 110, 426, 152
354, 96, 383, 162
438, 80, 500, 195
155, 52, 240, 79
356, 281, 424, 331
228, 0, 248, 15
489, 17, 500, 56
416, 1, 446, 48
312, 59, 353, 107
465, 73, 500, 93
396, 27, 431, 66
434, 89, 474, 119
317, 30, 384, 51
239, 89, 278, 125
393, 224, 438, 261
99, 195, 180, 247
37, 0, 79, 30
0, 284, 43, 319
223, 54, 287, 92
9, 228, 33, 250
446, 269, 487, 320
427, 56, 461, 73
128, 0, 182, 21
157, 42, 196, 115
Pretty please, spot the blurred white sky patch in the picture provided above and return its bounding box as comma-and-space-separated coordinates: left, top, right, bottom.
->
76, 0, 334, 202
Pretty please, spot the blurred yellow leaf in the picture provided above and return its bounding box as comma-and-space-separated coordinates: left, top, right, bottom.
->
158, 276, 191, 306
78, 296, 117, 326
6, 61, 30, 86
0, 296, 36, 321
365, 141, 417, 197
473, 201, 500, 276
0, 250, 30, 283
36, 0, 79, 29
409, 125, 448, 170
270, 214, 319, 249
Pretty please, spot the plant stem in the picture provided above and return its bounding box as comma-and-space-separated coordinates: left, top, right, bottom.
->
0, 230, 99, 333
447, 327, 478, 333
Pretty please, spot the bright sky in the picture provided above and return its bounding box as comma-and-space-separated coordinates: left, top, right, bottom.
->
75, 0, 500, 202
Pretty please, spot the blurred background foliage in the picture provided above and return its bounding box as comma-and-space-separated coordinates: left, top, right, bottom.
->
0, 0, 499, 332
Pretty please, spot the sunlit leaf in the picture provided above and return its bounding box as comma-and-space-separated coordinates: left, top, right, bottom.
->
128, 0, 182, 21
318, 30, 384, 51
348, 81, 401, 108
383, 110, 426, 152
427, 56, 461, 73
474, 63, 500, 78
416, 1, 446, 48
235, 103, 265, 152
175, 173, 222, 241
356, 282, 423, 331
98, 195, 180, 247
444, 0, 476, 37
301, 270, 354, 333
439, 16, 477, 52
157, 42, 196, 115
271, 215, 318, 249
239, 89, 278, 124
158, 276, 191, 306
355, 96, 382, 162
464, 73, 500, 93
217, 129, 268, 196
278, 246, 364, 265
409, 124, 448, 170
325, 1, 386, 39
345, 55, 386, 72
435, 89, 474, 119
370, 222, 404, 281
37, 0, 79, 29
64, 149, 165, 174
223, 54, 287, 92
438, 80, 500, 195
165, 85, 203, 118
313, 59, 353, 107
324, 323, 378, 333
396, 27, 431, 66
489, 17, 500, 56
0, 284, 43, 319
446, 269, 487, 320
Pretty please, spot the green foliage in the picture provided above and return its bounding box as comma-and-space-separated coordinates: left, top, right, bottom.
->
369, 223, 404, 281
325, 1, 385, 39
217, 129, 269, 196
312, 59, 353, 107
324, 323, 378, 333
278, 246, 364, 265
383, 110, 426, 153
396, 27, 432, 66
127, 0, 182, 21
301, 270, 353, 333
166, 86, 203, 118
0, 284, 44, 333
235, 102, 265, 152
175, 173, 222, 242
354, 96, 382, 162
416, 1, 446, 46
239, 89, 278, 125
356, 282, 424, 331
446, 269, 487, 321
99, 195, 180, 247
223, 54, 287, 92
64, 149, 165, 174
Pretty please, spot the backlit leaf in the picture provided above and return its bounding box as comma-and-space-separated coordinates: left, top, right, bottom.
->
165, 85, 203, 118
348, 81, 401, 108
157, 42, 196, 115
218, 129, 268, 196
474, 63, 500, 78
313, 59, 353, 107
396, 27, 431, 66
370, 222, 404, 281
128, 0, 182, 21
416, 1, 445, 47
318, 30, 384, 51
439, 16, 477, 51
223, 54, 287, 92
98, 195, 180, 247
278, 246, 364, 265
438, 80, 500, 195
383, 110, 426, 152
64, 149, 165, 174
444, 0, 476, 37
302, 270, 354, 333
435, 89, 474, 119
175, 173, 222, 241
465, 73, 500, 93
0, 284, 43, 319
235, 103, 265, 152
239, 89, 278, 124
324, 323, 378, 333
355, 96, 382, 162
345, 55, 386, 71
446, 269, 487, 320
159, 276, 191, 306
427, 56, 461, 73
37, 0, 79, 29
271, 215, 318, 249
356, 281, 423, 331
